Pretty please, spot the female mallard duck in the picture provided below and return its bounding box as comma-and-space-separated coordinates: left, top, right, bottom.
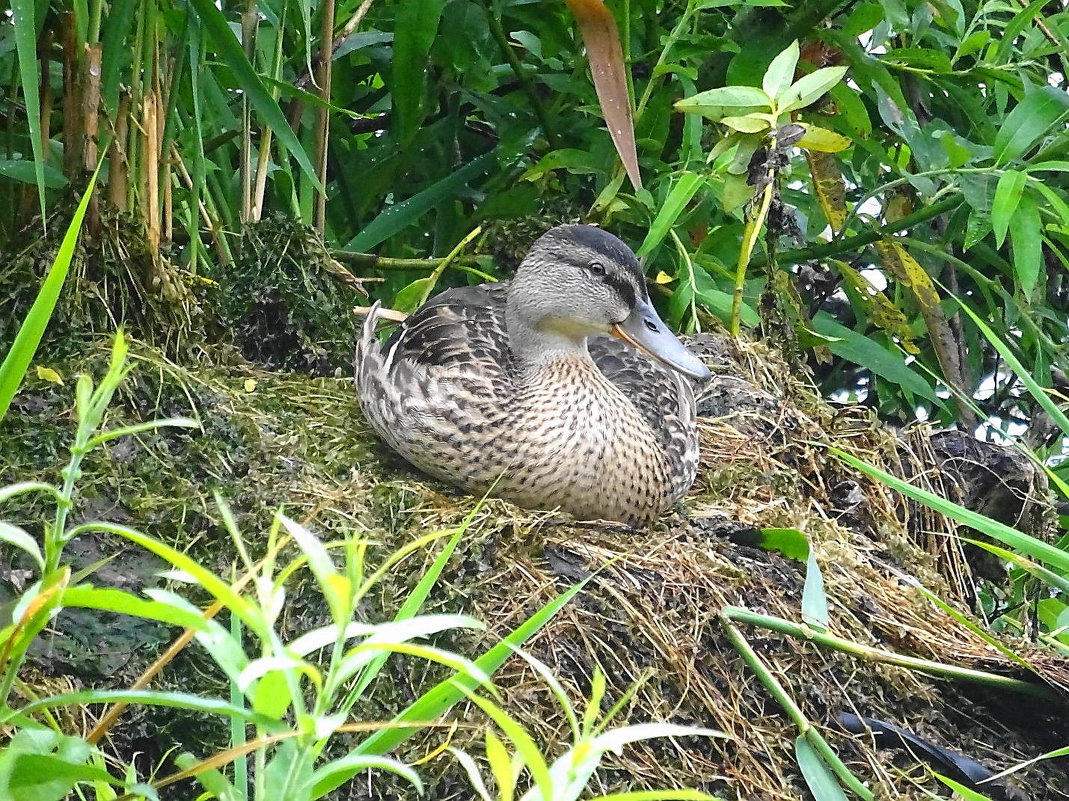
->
355, 224, 711, 525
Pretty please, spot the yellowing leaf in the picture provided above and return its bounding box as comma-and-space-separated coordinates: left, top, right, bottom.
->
720, 114, 770, 134
834, 259, 918, 354
884, 191, 914, 224
244, 379, 258, 393
654, 271, 675, 284
797, 125, 852, 153
804, 150, 847, 233
35, 366, 63, 384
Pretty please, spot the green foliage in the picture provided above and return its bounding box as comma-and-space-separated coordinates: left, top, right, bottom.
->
450, 659, 724, 801
2, 0, 1067, 442
0, 336, 712, 800
0, 171, 99, 422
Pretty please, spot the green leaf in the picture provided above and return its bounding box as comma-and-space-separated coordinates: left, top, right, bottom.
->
637, 172, 705, 257
9, 0, 47, 223
991, 169, 1026, 248
393, 277, 436, 315
186, 0, 321, 189
811, 315, 937, 401
0, 166, 100, 424
994, 86, 1069, 165
953, 298, 1069, 438
5, 753, 120, 796
68, 522, 268, 639
675, 85, 771, 121
305, 754, 422, 800
802, 546, 829, 631
0, 522, 43, 570
353, 576, 589, 758
0, 160, 67, 189
831, 448, 1069, 574
62, 585, 208, 629
276, 513, 344, 623
719, 115, 771, 133
762, 41, 799, 101
484, 730, 515, 801
794, 737, 849, 801
175, 752, 240, 801
758, 528, 810, 561
343, 152, 496, 252
779, 67, 848, 114
0, 482, 63, 505
86, 417, 200, 450
5, 689, 280, 729
591, 793, 717, 801
521, 148, 600, 181
932, 774, 994, 801
1008, 192, 1042, 296
797, 125, 851, 153
392, 0, 448, 146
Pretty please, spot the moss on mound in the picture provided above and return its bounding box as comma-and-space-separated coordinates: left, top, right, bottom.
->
1, 222, 1066, 801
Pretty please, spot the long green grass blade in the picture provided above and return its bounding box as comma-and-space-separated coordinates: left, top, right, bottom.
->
5, 689, 281, 729
830, 448, 1069, 573
9, 0, 47, 223
353, 575, 589, 757
953, 297, 1069, 437
186, 0, 321, 190
0, 166, 100, 423
392, 0, 447, 146
343, 152, 496, 251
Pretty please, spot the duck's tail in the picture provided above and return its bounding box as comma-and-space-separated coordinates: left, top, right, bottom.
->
353, 300, 383, 395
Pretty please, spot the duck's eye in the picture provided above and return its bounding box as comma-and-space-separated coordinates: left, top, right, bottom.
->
588, 261, 606, 276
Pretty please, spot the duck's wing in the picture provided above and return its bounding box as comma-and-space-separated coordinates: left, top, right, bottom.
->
588, 334, 701, 501
354, 284, 514, 483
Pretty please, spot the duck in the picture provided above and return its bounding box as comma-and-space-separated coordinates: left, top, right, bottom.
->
354, 224, 711, 525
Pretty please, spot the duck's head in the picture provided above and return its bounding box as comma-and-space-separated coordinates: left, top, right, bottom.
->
508, 224, 711, 380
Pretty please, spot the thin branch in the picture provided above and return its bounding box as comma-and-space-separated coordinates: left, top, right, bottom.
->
755, 195, 962, 269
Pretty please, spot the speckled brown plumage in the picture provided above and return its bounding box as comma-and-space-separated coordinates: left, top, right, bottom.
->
354, 225, 707, 525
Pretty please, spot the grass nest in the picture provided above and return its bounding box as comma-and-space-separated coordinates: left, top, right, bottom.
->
1, 222, 1066, 800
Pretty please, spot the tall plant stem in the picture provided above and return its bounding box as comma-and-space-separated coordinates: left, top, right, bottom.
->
721, 606, 1051, 696
731, 178, 775, 336
722, 617, 874, 800
314, 0, 335, 233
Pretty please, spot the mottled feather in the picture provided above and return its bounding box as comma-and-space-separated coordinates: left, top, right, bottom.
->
354, 227, 706, 525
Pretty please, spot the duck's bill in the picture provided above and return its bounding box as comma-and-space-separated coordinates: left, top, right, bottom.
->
611, 298, 711, 380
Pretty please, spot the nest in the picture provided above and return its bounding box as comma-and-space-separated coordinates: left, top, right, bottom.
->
2, 223, 1067, 800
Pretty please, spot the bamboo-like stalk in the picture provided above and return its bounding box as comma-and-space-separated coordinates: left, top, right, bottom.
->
84, 42, 102, 233
314, 0, 336, 232
722, 617, 875, 800
252, 3, 289, 221
240, 3, 258, 224
38, 31, 53, 166
143, 92, 160, 257
171, 142, 233, 267
61, 13, 83, 176
721, 606, 1051, 697
108, 92, 130, 211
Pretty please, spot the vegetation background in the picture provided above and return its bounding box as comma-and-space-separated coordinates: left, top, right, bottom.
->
1, 0, 1068, 443
2, 0, 1069, 799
